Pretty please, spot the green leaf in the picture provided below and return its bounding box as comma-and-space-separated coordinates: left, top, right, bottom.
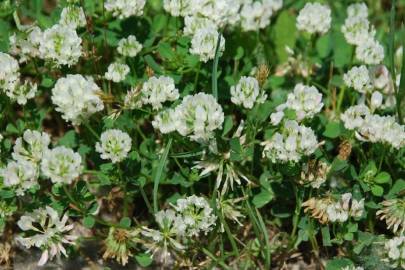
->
371, 185, 384, 197
222, 116, 234, 137
135, 253, 153, 267
144, 55, 164, 74
326, 258, 353, 270
58, 130, 77, 148
321, 226, 332, 246
119, 217, 131, 228
374, 172, 391, 184
332, 31, 353, 68
386, 179, 405, 199
323, 122, 342, 139
151, 14, 167, 33
274, 10, 297, 62
252, 189, 273, 208
316, 33, 332, 58
153, 138, 172, 213
83, 216, 95, 228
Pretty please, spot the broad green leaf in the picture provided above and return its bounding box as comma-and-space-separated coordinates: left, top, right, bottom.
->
83, 216, 95, 228
371, 185, 384, 197
252, 189, 273, 208
135, 253, 153, 267
332, 31, 353, 68
323, 121, 342, 139
374, 172, 391, 184
274, 11, 297, 62
119, 217, 131, 228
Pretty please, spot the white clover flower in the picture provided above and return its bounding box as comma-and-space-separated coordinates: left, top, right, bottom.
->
0, 52, 19, 91
95, 129, 132, 163
39, 24, 82, 66
370, 91, 383, 110
173, 93, 224, 141
117, 35, 142, 57
240, 1, 274, 32
0, 159, 37, 196
347, 3, 369, 19
41, 146, 82, 184
343, 65, 373, 94
141, 76, 180, 110
51, 74, 104, 125
383, 236, 405, 269
230, 76, 266, 109
296, 3, 331, 35
327, 193, 364, 223
59, 6, 86, 29
105, 62, 130, 83
184, 16, 216, 36
355, 37, 384, 65
16, 206, 77, 266
4, 80, 37, 105
196, 0, 242, 28
104, 0, 145, 19
341, 16, 373, 46
340, 104, 370, 130
190, 27, 225, 63
262, 120, 319, 163
9, 26, 43, 63
270, 110, 285, 126
152, 109, 176, 134
12, 130, 51, 164
172, 195, 216, 237
163, 0, 196, 17
285, 84, 324, 121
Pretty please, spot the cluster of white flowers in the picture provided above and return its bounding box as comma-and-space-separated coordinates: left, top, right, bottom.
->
117, 35, 143, 57
343, 65, 372, 93
341, 3, 384, 64
172, 195, 217, 236
183, 16, 215, 36
0, 130, 51, 196
172, 93, 224, 141
59, 6, 86, 29
230, 76, 267, 109
296, 2, 331, 35
95, 129, 132, 163
383, 236, 405, 269
41, 146, 82, 184
16, 206, 77, 266
104, 0, 146, 19
105, 62, 130, 82
240, 0, 282, 32
163, 0, 195, 17
39, 24, 82, 66
9, 26, 42, 63
270, 84, 323, 124
326, 193, 364, 223
0, 52, 38, 105
190, 27, 225, 63
262, 120, 319, 163
51, 74, 104, 125
152, 109, 177, 134
141, 76, 180, 110
341, 105, 405, 149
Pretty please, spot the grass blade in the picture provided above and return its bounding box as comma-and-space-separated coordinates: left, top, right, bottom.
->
212, 33, 222, 100
398, 25, 405, 124
153, 137, 172, 213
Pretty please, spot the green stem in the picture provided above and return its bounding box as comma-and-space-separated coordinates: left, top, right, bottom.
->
153, 138, 173, 213
83, 121, 100, 140
219, 213, 240, 257
212, 33, 222, 100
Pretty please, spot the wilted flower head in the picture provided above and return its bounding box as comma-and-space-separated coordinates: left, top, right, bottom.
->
39, 24, 82, 66
190, 27, 225, 63
103, 227, 141, 266
59, 6, 86, 29
117, 35, 142, 57
377, 199, 405, 234
16, 206, 77, 266
141, 76, 179, 110
296, 3, 331, 35
230, 76, 267, 109
105, 62, 130, 83
51, 74, 104, 125
104, 0, 146, 19
41, 146, 82, 184
300, 159, 331, 188
173, 93, 224, 141
96, 129, 132, 163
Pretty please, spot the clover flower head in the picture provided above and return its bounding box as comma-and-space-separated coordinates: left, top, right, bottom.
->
340, 104, 370, 130
0, 52, 19, 91
96, 129, 132, 163
104, 0, 146, 19
343, 65, 373, 94
190, 27, 225, 63
152, 109, 177, 134
184, 16, 216, 36
285, 83, 323, 121
383, 236, 405, 269
9, 26, 43, 62
117, 35, 142, 57
230, 76, 267, 109
59, 6, 86, 29
163, 0, 196, 17
355, 37, 384, 65
103, 227, 141, 266
39, 24, 82, 66
16, 206, 76, 266
40, 146, 82, 184
141, 76, 179, 110
105, 62, 130, 83
377, 199, 405, 234
296, 3, 331, 35
240, 0, 280, 32
51, 74, 104, 125
173, 93, 224, 141
12, 129, 51, 163
4, 80, 37, 105
0, 159, 37, 196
